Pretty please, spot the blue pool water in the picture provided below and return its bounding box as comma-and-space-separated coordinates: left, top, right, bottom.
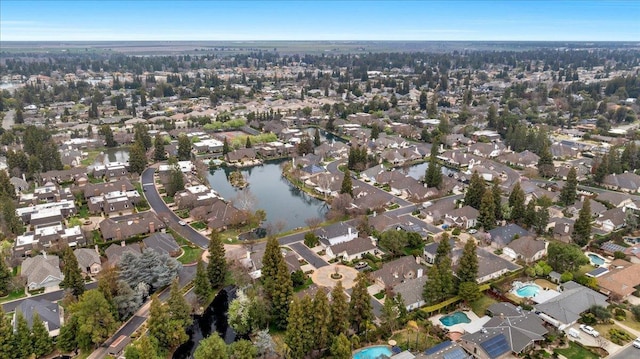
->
515, 284, 541, 298
588, 254, 605, 266
353, 346, 392, 359
439, 312, 471, 326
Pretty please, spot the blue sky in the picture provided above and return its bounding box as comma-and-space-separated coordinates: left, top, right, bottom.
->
1, 1, 638, 41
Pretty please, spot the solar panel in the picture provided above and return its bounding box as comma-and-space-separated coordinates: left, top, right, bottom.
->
443, 347, 468, 359
587, 267, 609, 277
480, 334, 510, 359
424, 341, 452, 355
601, 242, 626, 253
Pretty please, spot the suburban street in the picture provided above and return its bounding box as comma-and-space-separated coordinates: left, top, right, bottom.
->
290, 242, 329, 268
141, 167, 210, 249
609, 344, 640, 359
2, 281, 98, 313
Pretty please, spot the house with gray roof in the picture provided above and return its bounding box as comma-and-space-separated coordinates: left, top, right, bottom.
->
534, 281, 608, 327
473, 248, 521, 283
144, 232, 181, 257
393, 276, 428, 311
603, 172, 640, 193
74, 248, 102, 275
13, 298, 63, 337
486, 224, 530, 247
317, 222, 358, 246
444, 206, 479, 229
595, 207, 627, 232
503, 236, 547, 264
326, 236, 376, 261
105, 242, 142, 267
372, 256, 425, 289
21, 254, 64, 291
422, 341, 470, 359
99, 211, 165, 241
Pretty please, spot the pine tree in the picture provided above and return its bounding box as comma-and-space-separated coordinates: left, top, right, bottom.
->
456, 240, 478, 283
380, 294, 399, 335
207, 231, 227, 288
0, 257, 11, 297
177, 134, 191, 161
435, 233, 452, 264
311, 288, 331, 352
261, 236, 282, 287
458, 281, 481, 303
487, 104, 498, 129
491, 179, 503, 221
56, 316, 78, 353
128, 141, 148, 175
15, 312, 33, 359
285, 295, 313, 359
572, 198, 592, 246
166, 165, 185, 197
168, 279, 192, 328
314, 128, 322, 146
340, 169, 353, 197
153, 133, 166, 161
424, 235, 455, 305
427, 92, 438, 117
537, 143, 554, 178
524, 200, 537, 229
61, 246, 85, 297
32, 312, 54, 357
419, 90, 428, 111
464, 171, 485, 210
478, 190, 496, 230
329, 281, 350, 337
71, 289, 118, 351
222, 137, 230, 155
245, 136, 252, 149
559, 167, 578, 206
0, 307, 15, 359
330, 334, 351, 359
509, 182, 526, 222
349, 272, 372, 334
269, 257, 293, 329
194, 259, 211, 305
425, 143, 442, 189
147, 295, 187, 352
101, 125, 116, 147
370, 124, 380, 140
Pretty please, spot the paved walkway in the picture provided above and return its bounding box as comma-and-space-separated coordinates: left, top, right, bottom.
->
311, 264, 359, 289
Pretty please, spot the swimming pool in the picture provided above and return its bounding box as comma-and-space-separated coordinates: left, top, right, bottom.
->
588, 253, 605, 266
352, 346, 392, 359
514, 284, 541, 298
439, 312, 471, 326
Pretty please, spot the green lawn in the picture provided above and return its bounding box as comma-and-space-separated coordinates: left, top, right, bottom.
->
554, 342, 599, 359
0, 288, 26, 303
470, 295, 498, 317
77, 205, 90, 219
622, 310, 640, 332
167, 228, 190, 246
178, 246, 203, 264
190, 221, 207, 230
163, 196, 174, 204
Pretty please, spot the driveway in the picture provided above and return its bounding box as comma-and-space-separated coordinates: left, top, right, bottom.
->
290, 242, 329, 268
141, 168, 210, 249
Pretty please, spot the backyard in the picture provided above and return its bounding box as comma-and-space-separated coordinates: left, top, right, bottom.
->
470, 295, 497, 317
177, 245, 203, 265
553, 342, 599, 359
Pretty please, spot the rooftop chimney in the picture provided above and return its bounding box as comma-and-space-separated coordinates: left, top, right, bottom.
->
116, 228, 122, 241
121, 184, 126, 193
149, 222, 155, 233
95, 244, 100, 254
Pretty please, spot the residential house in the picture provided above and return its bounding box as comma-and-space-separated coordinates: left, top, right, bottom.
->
372, 256, 424, 289
596, 191, 634, 208
13, 299, 63, 337
226, 148, 257, 164
318, 222, 358, 246
92, 162, 129, 181
603, 172, 640, 193
566, 198, 606, 219
174, 184, 221, 210
596, 259, 640, 300
535, 281, 608, 328
596, 207, 626, 232
10, 176, 29, 194
326, 236, 377, 261
105, 242, 142, 266
194, 198, 243, 230
472, 248, 521, 283
99, 211, 165, 241
467, 142, 505, 158
144, 232, 181, 257
74, 248, 102, 275
16, 200, 76, 224
423, 237, 457, 265
486, 224, 530, 247
21, 254, 64, 291
422, 341, 470, 359
14, 222, 85, 258
503, 237, 548, 264
19, 182, 74, 206
422, 196, 458, 225
444, 206, 479, 229
393, 276, 428, 311
39, 167, 87, 184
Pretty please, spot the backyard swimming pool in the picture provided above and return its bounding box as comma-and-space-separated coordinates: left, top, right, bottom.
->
588, 253, 605, 266
352, 346, 392, 359
514, 284, 541, 298
439, 312, 471, 326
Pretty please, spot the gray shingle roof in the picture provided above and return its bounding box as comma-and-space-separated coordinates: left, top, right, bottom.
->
14, 298, 61, 332
535, 281, 608, 325
144, 232, 180, 256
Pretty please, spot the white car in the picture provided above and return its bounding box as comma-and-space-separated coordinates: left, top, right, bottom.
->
633, 338, 640, 349
579, 324, 600, 337
468, 229, 478, 234
178, 220, 187, 226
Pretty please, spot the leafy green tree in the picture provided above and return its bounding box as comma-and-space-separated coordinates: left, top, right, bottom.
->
56, 316, 78, 353
0, 307, 14, 359
168, 279, 192, 329
177, 134, 191, 161
0, 171, 16, 200
101, 125, 117, 147
32, 312, 54, 357
340, 169, 353, 197
71, 289, 118, 351
330, 334, 351, 359
285, 295, 313, 359
15, 312, 32, 359
457, 240, 478, 283
547, 242, 589, 273
572, 198, 592, 246
134, 123, 152, 150
128, 141, 148, 175
194, 333, 228, 359
148, 295, 187, 353
207, 231, 227, 288
312, 288, 331, 351
349, 272, 372, 334
0, 257, 12, 297
228, 340, 258, 359
222, 137, 230, 155
559, 167, 578, 206
378, 229, 407, 258
330, 281, 350, 337
509, 182, 526, 222
303, 232, 319, 248
380, 294, 399, 335
61, 246, 85, 297
464, 171, 485, 210
524, 200, 537, 229
153, 133, 166, 161
165, 165, 185, 197
478, 190, 496, 230
537, 143, 554, 178
425, 143, 442, 188
419, 90, 428, 111
424, 235, 455, 304
458, 281, 481, 303
194, 258, 211, 305
1, 198, 23, 235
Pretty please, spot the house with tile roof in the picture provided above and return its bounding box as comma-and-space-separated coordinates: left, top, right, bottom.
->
596, 259, 640, 300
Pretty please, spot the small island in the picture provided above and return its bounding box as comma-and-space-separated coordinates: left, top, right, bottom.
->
229, 170, 248, 189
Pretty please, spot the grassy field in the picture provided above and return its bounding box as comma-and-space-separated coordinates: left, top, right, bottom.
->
390, 328, 441, 352
190, 221, 207, 230
178, 246, 203, 264
0, 288, 26, 303
622, 310, 640, 332
470, 295, 497, 317
554, 342, 599, 359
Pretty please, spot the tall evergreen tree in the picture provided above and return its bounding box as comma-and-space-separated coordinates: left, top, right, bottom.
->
478, 190, 496, 230
491, 178, 503, 221
71, 289, 118, 351
61, 246, 85, 297
15, 312, 32, 359
456, 240, 478, 283
329, 281, 350, 337
509, 182, 526, 222
177, 134, 191, 161
425, 143, 443, 189
311, 289, 331, 352
537, 143, 554, 178
349, 272, 372, 334
194, 333, 228, 359
423, 235, 455, 304
261, 236, 282, 286
330, 334, 351, 359
524, 200, 537, 229
56, 316, 78, 353
207, 231, 227, 288
419, 90, 428, 111
270, 257, 293, 329
134, 123, 152, 151
370, 124, 380, 140
153, 133, 166, 161
128, 141, 148, 175
340, 169, 353, 197
32, 313, 54, 357
285, 295, 313, 359
572, 198, 592, 246
464, 171, 485, 209
0, 257, 12, 297
168, 279, 192, 329
147, 295, 187, 352
0, 307, 14, 359
314, 128, 322, 146
222, 137, 230, 155
194, 258, 211, 305
101, 125, 117, 147
487, 104, 498, 129
245, 136, 252, 149
559, 167, 578, 206
427, 92, 438, 117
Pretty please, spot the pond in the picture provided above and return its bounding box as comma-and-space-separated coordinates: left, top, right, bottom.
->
91, 148, 129, 167
172, 287, 236, 359
403, 161, 457, 181
206, 160, 328, 233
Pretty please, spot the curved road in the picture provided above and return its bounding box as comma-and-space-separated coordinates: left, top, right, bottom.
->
141, 168, 210, 249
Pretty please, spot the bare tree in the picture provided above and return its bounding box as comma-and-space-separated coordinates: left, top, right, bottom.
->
233, 188, 257, 212
327, 193, 353, 220
305, 217, 323, 233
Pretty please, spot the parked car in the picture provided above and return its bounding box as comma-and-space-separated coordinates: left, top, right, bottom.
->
468, 229, 478, 234
178, 220, 187, 226
633, 338, 640, 349
579, 324, 600, 337
567, 328, 580, 338
355, 261, 368, 270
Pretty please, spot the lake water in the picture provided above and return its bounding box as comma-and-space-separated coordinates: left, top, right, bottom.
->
172, 287, 236, 359
206, 160, 328, 232
403, 162, 457, 181
91, 148, 129, 167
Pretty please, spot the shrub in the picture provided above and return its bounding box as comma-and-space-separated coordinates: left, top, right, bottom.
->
452, 228, 461, 235
631, 305, 640, 321
560, 271, 573, 283
608, 328, 633, 345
